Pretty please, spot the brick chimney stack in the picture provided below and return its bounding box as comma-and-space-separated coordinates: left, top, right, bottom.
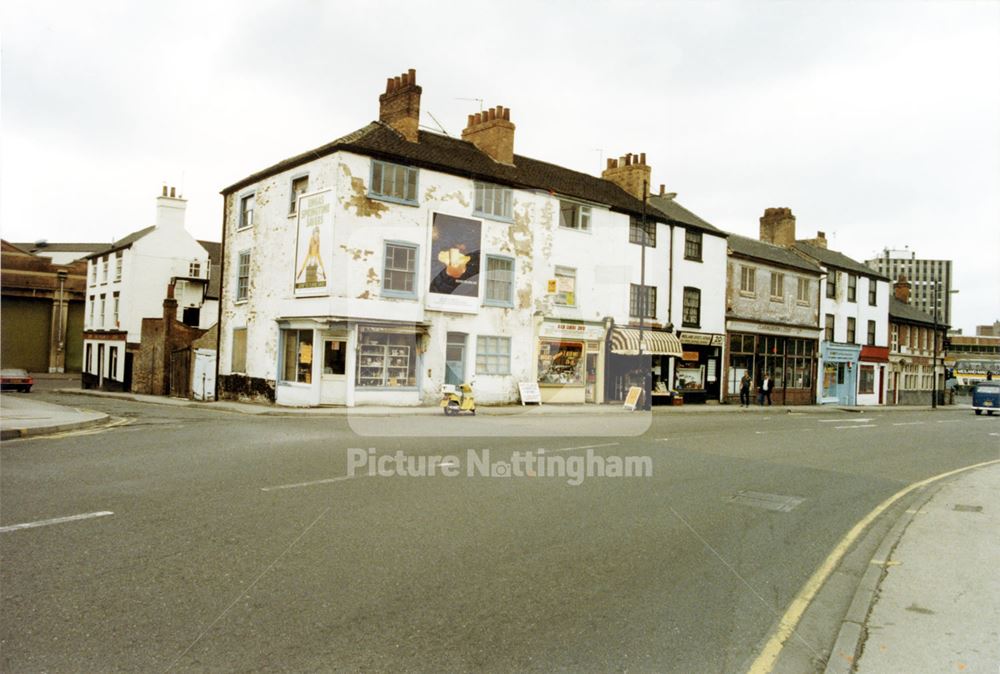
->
155, 185, 187, 230
894, 273, 911, 304
800, 230, 828, 249
759, 207, 797, 247
461, 105, 515, 165
601, 152, 652, 201
379, 69, 422, 143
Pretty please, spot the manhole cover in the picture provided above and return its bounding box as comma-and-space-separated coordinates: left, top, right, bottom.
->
729, 491, 804, 512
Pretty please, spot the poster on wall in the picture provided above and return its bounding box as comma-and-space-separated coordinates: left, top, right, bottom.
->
293, 189, 333, 296
429, 213, 481, 299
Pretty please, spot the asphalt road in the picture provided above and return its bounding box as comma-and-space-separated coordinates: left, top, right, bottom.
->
1, 392, 996, 673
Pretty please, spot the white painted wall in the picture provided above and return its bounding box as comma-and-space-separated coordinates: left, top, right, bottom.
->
219, 147, 693, 406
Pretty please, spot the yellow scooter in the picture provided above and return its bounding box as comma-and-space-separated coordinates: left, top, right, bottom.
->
441, 383, 476, 416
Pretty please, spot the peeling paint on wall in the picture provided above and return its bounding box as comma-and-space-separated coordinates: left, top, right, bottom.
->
339, 245, 375, 261
339, 164, 389, 218
366, 267, 379, 286
518, 286, 532, 310
424, 185, 470, 208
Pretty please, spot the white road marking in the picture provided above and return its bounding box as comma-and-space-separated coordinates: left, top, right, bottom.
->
834, 425, 878, 429
655, 438, 670, 442
0, 511, 114, 533
261, 476, 356, 492
893, 422, 925, 426
550, 442, 620, 453
819, 418, 871, 423
936, 420, 961, 423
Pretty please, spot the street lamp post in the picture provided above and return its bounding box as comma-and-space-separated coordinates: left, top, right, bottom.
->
640, 180, 650, 410
931, 281, 959, 409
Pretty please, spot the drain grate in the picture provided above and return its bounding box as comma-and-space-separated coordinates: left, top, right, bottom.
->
729, 491, 804, 512
953, 504, 983, 513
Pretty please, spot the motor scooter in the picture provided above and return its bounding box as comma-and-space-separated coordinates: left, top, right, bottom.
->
441, 383, 476, 416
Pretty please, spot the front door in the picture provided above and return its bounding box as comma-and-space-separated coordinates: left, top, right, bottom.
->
320, 339, 347, 405
445, 333, 466, 385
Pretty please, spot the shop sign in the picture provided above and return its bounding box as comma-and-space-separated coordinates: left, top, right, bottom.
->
823, 343, 861, 362
711, 334, 725, 347
623, 386, 644, 411
518, 382, 542, 405
679, 332, 712, 346
539, 322, 605, 341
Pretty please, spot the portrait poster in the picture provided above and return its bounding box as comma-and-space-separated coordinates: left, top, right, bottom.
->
293, 189, 332, 296
429, 213, 481, 298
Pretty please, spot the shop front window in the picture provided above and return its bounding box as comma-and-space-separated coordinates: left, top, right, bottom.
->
538, 341, 584, 385
859, 365, 875, 394
281, 329, 314, 384
357, 329, 417, 387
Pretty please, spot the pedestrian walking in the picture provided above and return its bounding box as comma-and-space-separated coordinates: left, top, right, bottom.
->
761, 373, 774, 406
739, 373, 751, 407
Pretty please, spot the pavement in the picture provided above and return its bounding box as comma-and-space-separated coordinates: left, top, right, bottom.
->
842, 462, 1000, 674
52, 386, 968, 417
0, 394, 109, 440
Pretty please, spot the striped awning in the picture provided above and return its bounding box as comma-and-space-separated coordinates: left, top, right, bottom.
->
609, 328, 684, 357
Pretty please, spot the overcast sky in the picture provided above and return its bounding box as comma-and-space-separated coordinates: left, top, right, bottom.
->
2, 0, 998, 331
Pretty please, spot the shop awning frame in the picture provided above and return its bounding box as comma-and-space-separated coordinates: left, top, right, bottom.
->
609, 328, 684, 357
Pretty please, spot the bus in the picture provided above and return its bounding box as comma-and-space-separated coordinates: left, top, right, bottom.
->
950, 359, 1000, 390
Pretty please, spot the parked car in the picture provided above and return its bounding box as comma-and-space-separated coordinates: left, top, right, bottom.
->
971, 381, 999, 415
0, 369, 34, 393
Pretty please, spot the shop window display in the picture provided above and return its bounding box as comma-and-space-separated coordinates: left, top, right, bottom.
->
357, 329, 417, 387
538, 341, 584, 385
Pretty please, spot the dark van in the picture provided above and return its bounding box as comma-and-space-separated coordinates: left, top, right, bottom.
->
971, 382, 1000, 415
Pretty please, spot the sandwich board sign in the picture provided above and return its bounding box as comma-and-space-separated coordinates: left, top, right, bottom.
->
518, 382, 542, 406
623, 386, 644, 411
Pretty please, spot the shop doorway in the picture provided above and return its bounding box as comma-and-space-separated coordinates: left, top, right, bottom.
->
445, 333, 466, 385
320, 338, 347, 405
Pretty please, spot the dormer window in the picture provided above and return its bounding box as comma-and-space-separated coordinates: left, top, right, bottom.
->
559, 200, 591, 232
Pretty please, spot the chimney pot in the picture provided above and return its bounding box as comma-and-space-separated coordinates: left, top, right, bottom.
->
408, 68, 416, 85
385, 77, 394, 94
502, 107, 510, 121
659, 184, 665, 196
467, 114, 475, 126
162, 185, 168, 196
488, 108, 496, 121
401, 72, 409, 87
170, 186, 176, 198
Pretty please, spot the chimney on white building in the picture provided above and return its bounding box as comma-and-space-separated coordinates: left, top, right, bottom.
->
156, 185, 187, 229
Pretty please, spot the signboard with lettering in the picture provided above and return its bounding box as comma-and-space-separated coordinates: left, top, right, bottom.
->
518, 382, 542, 406
539, 321, 606, 341
624, 386, 644, 411
293, 189, 333, 296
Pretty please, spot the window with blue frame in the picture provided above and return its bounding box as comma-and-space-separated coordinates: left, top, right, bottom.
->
382, 242, 418, 298
476, 336, 511, 375
484, 255, 514, 306
370, 160, 418, 204
474, 182, 513, 221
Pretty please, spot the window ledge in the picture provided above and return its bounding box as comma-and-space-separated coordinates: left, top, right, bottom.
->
473, 212, 514, 224
483, 300, 515, 309
381, 291, 418, 301
558, 226, 591, 234
739, 291, 756, 298
684, 256, 703, 263
368, 193, 419, 207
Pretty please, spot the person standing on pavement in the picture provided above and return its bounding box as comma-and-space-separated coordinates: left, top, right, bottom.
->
739, 373, 751, 408
761, 373, 774, 406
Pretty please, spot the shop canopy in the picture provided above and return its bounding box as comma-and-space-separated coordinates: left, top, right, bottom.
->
609, 328, 684, 357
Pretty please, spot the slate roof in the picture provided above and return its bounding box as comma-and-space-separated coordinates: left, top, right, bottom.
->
198, 240, 222, 299
13, 242, 109, 257
793, 241, 889, 280
647, 194, 725, 236
222, 122, 670, 223
889, 297, 945, 327
727, 234, 823, 273
84, 226, 157, 260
